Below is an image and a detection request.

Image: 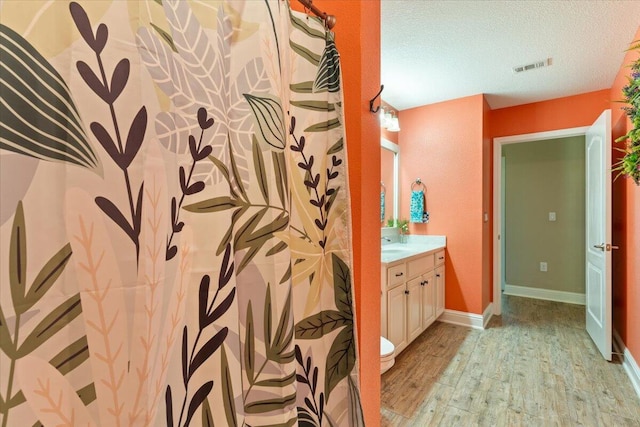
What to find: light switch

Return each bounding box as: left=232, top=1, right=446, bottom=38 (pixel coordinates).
left=549, top=212, right=556, bottom=221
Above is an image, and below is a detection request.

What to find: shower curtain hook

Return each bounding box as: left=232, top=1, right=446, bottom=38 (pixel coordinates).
left=369, top=84, right=384, bottom=113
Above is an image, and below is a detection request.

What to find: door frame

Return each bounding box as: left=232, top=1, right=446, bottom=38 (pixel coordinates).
left=492, top=126, right=589, bottom=316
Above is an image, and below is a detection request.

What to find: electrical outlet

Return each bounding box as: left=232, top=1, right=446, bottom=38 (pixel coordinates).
left=540, top=262, right=548, bottom=272
left=549, top=212, right=556, bottom=221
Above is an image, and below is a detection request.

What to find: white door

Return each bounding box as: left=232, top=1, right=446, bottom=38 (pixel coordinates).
left=585, top=109, right=612, bottom=361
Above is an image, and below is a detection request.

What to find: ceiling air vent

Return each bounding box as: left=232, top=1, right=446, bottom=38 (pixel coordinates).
left=513, top=58, right=552, bottom=73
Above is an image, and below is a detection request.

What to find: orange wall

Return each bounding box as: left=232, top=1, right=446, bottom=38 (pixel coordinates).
left=397, top=90, right=611, bottom=317
left=610, top=26, right=640, bottom=361
left=382, top=125, right=399, bottom=144
left=298, top=1, right=382, bottom=425
left=490, top=90, right=610, bottom=138
left=398, top=95, right=486, bottom=315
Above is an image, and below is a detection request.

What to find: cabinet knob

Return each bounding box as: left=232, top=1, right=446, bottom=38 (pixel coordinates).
left=404, top=290, right=409, bottom=295
left=395, top=272, right=404, bottom=277
left=420, top=281, right=425, bottom=286
left=438, top=256, right=444, bottom=260
left=436, top=274, right=441, bottom=278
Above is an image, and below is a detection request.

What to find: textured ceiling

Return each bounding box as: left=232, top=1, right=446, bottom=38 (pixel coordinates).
left=381, top=0, right=640, bottom=111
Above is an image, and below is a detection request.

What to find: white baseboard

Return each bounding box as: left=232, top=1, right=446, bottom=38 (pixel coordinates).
left=439, top=304, right=493, bottom=330
left=613, top=330, right=640, bottom=399
left=504, top=284, right=585, bottom=305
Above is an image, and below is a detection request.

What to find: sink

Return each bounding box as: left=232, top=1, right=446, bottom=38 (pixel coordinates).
left=381, top=241, right=445, bottom=263
left=381, top=246, right=415, bottom=261
left=381, top=248, right=410, bottom=254
left=381, top=236, right=447, bottom=264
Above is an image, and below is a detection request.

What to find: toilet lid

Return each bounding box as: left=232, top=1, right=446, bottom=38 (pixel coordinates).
left=380, top=337, right=395, bottom=357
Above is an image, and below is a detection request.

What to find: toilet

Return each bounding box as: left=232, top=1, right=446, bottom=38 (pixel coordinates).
left=380, top=336, right=396, bottom=374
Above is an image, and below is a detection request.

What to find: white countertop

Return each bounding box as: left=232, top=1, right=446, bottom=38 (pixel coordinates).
left=381, top=235, right=446, bottom=264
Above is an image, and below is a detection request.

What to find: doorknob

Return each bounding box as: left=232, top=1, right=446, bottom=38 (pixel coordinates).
left=593, top=243, right=605, bottom=251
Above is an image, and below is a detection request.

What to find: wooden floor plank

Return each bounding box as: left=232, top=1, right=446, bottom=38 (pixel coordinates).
left=404, top=382, right=454, bottom=427
left=380, top=295, right=640, bottom=426
left=436, top=406, right=479, bottom=426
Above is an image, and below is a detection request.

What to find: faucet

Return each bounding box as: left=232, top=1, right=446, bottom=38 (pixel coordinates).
left=381, top=237, right=391, bottom=242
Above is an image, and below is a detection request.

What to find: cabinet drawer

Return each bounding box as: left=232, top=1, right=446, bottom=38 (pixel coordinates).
left=435, top=250, right=446, bottom=266
left=407, top=254, right=434, bottom=278
left=387, top=264, right=407, bottom=288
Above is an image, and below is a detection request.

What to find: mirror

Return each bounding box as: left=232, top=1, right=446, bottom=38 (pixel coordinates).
left=381, top=138, right=399, bottom=227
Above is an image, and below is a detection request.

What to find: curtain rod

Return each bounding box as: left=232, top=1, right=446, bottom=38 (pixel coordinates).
left=297, top=0, right=336, bottom=29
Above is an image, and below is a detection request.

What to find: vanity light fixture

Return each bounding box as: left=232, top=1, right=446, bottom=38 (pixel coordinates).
left=380, top=106, right=400, bottom=132
left=387, top=113, right=401, bottom=132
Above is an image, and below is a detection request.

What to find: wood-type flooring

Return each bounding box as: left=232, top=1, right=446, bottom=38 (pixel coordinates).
left=380, top=295, right=640, bottom=426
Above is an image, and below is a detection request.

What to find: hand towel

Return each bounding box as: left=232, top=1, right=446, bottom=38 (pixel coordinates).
left=381, top=190, right=385, bottom=222
left=410, top=190, right=424, bottom=223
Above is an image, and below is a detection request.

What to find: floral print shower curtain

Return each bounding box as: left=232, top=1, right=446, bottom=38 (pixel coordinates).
left=0, top=1, right=363, bottom=425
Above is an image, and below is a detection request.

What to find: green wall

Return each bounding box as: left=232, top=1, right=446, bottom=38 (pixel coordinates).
left=504, top=136, right=585, bottom=295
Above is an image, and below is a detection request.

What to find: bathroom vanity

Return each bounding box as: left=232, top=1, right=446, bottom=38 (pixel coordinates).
left=381, top=238, right=446, bottom=355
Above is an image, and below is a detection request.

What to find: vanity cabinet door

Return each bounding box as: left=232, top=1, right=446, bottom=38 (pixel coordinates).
left=407, top=277, right=423, bottom=342
left=387, top=285, right=407, bottom=351
left=435, top=266, right=445, bottom=317
left=421, top=270, right=435, bottom=328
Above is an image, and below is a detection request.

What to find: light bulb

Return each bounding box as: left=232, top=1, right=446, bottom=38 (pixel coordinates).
left=388, top=116, right=400, bottom=132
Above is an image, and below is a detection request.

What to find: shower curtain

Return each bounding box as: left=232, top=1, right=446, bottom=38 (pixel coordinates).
left=0, top=1, right=363, bottom=426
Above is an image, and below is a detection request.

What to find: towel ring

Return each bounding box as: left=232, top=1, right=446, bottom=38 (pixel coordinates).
left=411, top=178, right=427, bottom=192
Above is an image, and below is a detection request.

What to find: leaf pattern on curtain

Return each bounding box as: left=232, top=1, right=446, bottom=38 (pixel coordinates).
left=0, top=201, right=91, bottom=427
left=69, top=1, right=148, bottom=264
left=0, top=1, right=363, bottom=426
left=136, top=0, right=271, bottom=191
left=0, top=24, right=100, bottom=171
left=285, top=11, right=363, bottom=426
left=313, top=40, right=341, bottom=93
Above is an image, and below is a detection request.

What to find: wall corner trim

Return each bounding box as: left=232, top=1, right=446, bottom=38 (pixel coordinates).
left=482, top=303, right=493, bottom=329
left=613, top=330, right=640, bottom=399
left=439, top=304, right=493, bottom=330
left=504, top=284, right=586, bottom=305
